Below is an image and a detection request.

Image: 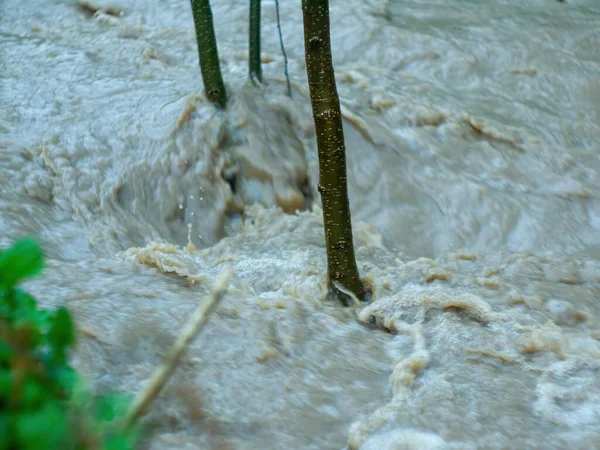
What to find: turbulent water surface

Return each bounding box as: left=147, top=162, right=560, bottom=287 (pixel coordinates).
left=2, top=0, right=600, bottom=448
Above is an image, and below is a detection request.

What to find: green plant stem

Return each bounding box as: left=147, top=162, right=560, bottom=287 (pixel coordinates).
left=249, top=0, right=262, bottom=83
left=190, top=0, right=227, bottom=108
left=275, top=0, right=292, bottom=97
left=301, top=0, right=365, bottom=304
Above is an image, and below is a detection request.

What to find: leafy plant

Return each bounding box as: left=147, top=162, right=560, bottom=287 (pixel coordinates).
left=0, top=239, right=141, bottom=450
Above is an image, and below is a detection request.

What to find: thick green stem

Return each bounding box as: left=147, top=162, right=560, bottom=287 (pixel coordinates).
left=301, top=0, right=365, bottom=304
left=249, top=0, right=262, bottom=83
left=190, top=0, right=227, bottom=109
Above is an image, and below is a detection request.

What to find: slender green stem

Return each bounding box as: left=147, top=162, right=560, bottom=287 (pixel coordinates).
left=274, top=0, right=292, bottom=97
left=249, top=0, right=262, bottom=83
left=190, top=0, right=227, bottom=109
left=301, top=0, right=365, bottom=304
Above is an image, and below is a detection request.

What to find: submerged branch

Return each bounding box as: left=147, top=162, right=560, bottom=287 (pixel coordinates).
left=121, top=268, right=232, bottom=429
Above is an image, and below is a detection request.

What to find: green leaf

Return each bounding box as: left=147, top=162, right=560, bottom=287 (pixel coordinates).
left=21, top=376, right=46, bottom=409
left=0, top=413, right=10, bottom=450
left=0, top=369, right=12, bottom=400
left=104, top=433, right=137, bottom=450
left=48, top=307, right=75, bottom=365
left=0, top=340, right=13, bottom=362
left=12, top=289, right=39, bottom=311
left=49, top=365, right=78, bottom=394
left=66, top=375, right=91, bottom=408
left=49, top=308, right=75, bottom=347
left=2, top=289, right=40, bottom=322
left=94, top=394, right=132, bottom=423
left=0, top=239, right=44, bottom=289
left=14, top=402, right=67, bottom=450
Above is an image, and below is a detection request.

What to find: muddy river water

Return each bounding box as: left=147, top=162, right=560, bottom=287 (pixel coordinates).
left=2, top=0, right=600, bottom=448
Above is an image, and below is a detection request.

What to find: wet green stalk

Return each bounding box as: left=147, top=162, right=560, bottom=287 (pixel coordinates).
left=275, top=0, right=292, bottom=96
left=301, top=0, right=365, bottom=304
left=249, top=0, right=262, bottom=83
left=190, top=0, right=227, bottom=108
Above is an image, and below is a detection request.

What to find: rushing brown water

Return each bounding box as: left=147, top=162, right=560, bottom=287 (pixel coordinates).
left=2, top=0, right=600, bottom=448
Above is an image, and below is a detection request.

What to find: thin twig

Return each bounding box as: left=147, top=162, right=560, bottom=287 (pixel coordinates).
left=274, top=0, right=292, bottom=97
left=332, top=281, right=362, bottom=307
left=120, top=267, right=232, bottom=430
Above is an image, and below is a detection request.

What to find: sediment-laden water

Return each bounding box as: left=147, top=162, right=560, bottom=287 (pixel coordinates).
left=2, top=0, right=600, bottom=448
